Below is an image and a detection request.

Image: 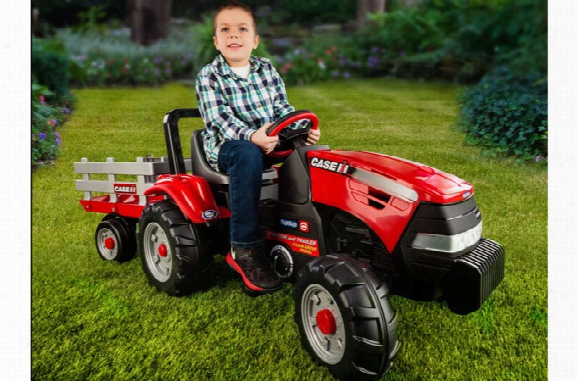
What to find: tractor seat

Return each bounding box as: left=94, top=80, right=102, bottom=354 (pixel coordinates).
left=190, top=130, right=278, bottom=185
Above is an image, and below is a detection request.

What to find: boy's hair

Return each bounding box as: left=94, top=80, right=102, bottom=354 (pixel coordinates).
left=213, top=1, right=258, bottom=36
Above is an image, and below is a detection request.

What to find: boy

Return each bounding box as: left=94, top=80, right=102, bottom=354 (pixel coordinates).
left=195, top=1, right=321, bottom=296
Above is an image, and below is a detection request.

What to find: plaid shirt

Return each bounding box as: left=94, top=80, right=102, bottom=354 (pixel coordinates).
left=196, top=54, right=306, bottom=171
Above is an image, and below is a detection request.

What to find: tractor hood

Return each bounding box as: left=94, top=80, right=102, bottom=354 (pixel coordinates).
left=308, top=150, right=473, bottom=204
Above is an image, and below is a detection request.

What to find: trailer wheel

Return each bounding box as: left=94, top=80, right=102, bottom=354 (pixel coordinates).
left=294, top=254, right=399, bottom=381
left=95, top=217, right=136, bottom=262
left=138, top=199, right=212, bottom=296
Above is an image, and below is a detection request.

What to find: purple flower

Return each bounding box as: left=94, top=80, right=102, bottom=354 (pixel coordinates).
left=368, top=56, right=379, bottom=68
left=344, top=72, right=350, bottom=79
left=55, top=132, right=61, bottom=145
left=535, top=156, right=541, bottom=162
left=332, top=70, right=339, bottom=78
left=399, top=51, right=406, bottom=57
left=52, top=119, right=57, bottom=126
left=39, top=132, right=47, bottom=140
left=372, top=46, right=379, bottom=53
left=62, top=107, right=70, bottom=114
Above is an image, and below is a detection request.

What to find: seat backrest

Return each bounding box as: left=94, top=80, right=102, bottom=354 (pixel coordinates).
left=191, top=130, right=280, bottom=188
left=191, top=130, right=231, bottom=185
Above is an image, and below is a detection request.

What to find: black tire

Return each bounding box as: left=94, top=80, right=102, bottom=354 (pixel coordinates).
left=95, top=216, right=137, bottom=262
left=294, top=254, right=399, bottom=381
left=138, top=199, right=212, bottom=296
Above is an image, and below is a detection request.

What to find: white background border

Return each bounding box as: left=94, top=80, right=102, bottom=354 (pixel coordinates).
left=1, top=1, right=573, bottom=380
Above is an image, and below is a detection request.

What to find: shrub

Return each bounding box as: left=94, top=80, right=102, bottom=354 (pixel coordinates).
left=457, top=67, right=547, bottom=162
left=32, top=38, right=71, bottom=97
left=278, top=46, right=350, bottom=85
left=32, top=0, right=127, bottom=28
left=32, top=81, right=74, bottom=169
left=52, top=28, right=196, bottom=87
left=358, top=7, right=447, bottom=57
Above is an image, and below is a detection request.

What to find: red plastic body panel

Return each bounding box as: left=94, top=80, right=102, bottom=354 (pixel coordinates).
left=79, top=194, right=164, bottom=219
left=144, top=174, right=231, bottom=223
left=308, top=150, right=474, bottom=253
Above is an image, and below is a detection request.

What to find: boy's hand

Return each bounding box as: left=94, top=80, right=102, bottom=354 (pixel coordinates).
left=250, top=123, right=279, bottom=154
left=306, top=128, right=321, bottom=145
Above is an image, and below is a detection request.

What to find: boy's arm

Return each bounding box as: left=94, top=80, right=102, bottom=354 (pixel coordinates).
left=196, top=73, right=256, bottom=141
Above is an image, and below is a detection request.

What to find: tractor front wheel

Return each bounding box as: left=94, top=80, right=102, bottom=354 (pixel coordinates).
left=294, top=254, right=399, bottom=381
left=138, top=199, right=212, bottom=296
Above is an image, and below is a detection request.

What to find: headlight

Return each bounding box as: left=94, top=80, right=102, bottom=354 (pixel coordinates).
left=411, top=221, right=483, bottom=253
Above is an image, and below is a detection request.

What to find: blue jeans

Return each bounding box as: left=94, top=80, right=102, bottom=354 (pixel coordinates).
left=217, top=140, right=279, bottom=249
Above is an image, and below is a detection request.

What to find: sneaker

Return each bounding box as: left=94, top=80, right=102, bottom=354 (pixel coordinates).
left=226, top=246, right=282, bottom=296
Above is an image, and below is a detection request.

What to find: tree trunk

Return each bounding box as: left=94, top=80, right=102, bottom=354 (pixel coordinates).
left=398, top=0, right=423, bottom=8
left=129, top=0, right=172, bottom=46
left=357, top=0, right=386, bottom=30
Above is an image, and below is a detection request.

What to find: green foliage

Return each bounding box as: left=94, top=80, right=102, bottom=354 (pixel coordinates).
left=278, top=46, right=350, bottom=85
left=458, top=67, right=547, bottom=162
left=51, top=28, right=196, bottom=87
left=176, top=0, right=356, bottom=24
left=361, top=7, right=447, bottom=56
left=32, top=80, right=74, bottom=169
left=33, top=81, right=546, bottom=381
left=75, top=5, right=107, bottom=35
left=272, top=0, right=356, bottom=24
left=190, top=14, right=220, bottom=73
left=32, top=0, right=127, bottom=28
left=32, top=38, right=70, bottom=97
left=430, top=0, right=547, bottom=74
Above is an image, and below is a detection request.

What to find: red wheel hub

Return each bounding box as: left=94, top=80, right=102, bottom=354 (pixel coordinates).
left=104, top=237, right=115, bottom=250
left=158, top=244, right=168, bottom=257
left=316, top=308, right=337, bottom=335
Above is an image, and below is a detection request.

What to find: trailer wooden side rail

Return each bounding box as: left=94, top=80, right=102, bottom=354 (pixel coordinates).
left=74, top=155, right=192, bottom=218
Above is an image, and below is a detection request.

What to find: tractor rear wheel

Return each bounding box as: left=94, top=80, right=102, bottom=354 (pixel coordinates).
left=138, top=199, right=212, bottom=296
left=294, top=254, right=399, bottom=381
left=95, top=216, right=137, bottom=262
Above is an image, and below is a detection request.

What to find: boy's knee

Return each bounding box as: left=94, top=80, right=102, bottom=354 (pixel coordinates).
left=221, top=140, right=263, bottom=170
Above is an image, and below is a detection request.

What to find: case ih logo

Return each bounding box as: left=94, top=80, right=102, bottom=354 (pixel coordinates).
left=310, top=157, right=350, bottom=174
left=114, top=184, right=137, bottom=194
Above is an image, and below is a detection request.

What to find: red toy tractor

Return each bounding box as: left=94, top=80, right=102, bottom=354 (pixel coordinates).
left=75, top=109, right=504, bottom=381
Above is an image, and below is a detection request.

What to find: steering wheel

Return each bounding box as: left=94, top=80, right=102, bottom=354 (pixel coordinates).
left=265, top=110, right=319, bottom=158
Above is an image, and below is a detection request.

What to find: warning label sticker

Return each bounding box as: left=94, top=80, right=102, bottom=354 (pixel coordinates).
left=266, top=231, right=319, bottom=256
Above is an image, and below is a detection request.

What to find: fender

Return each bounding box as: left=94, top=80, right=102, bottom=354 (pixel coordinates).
left=144, top=174, right=230, bottom=223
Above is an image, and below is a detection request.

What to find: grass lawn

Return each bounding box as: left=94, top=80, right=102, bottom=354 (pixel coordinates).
left=32, top=79, right=547, bottom=380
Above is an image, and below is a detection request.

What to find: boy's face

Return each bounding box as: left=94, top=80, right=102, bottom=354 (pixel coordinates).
left=213, top=7, right=259, bottom=68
